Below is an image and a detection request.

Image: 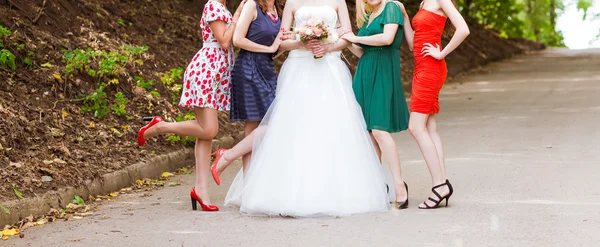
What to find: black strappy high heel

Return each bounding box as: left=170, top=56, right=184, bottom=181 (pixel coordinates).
left=419, top=180, right=453, bottom=209
left=394, top=182, right=409, bottom=209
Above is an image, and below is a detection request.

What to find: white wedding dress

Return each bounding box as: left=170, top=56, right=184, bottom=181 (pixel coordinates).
left=225, top=6, right=390, bottom=217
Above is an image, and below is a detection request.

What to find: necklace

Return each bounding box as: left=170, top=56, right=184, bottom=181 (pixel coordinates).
left=266, top=8, right=278, bottom=23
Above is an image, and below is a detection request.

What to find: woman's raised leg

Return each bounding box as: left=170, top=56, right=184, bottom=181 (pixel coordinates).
left=241, top=121, right=260, bottom=169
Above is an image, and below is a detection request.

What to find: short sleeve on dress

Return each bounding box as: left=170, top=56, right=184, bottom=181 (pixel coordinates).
left=381, top=1, right=404, bottom=26
left=205, top=2, right=229, bottom=23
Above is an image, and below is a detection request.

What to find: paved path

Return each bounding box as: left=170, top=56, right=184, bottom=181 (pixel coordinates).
left=5, top=48, right=600, bottom=247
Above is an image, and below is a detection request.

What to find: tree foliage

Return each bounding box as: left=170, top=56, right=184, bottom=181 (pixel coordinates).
left=458, top=0, right=565, bottom=46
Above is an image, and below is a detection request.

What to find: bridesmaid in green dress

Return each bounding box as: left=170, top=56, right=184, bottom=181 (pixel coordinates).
left=341, top=0, right=410, bottom=209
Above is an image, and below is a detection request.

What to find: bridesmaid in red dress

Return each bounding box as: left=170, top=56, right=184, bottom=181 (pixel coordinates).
left=399, top=0, right=469, bottom=209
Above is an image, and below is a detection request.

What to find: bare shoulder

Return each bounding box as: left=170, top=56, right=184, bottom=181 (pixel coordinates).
left=335, top=0, right=348, bottom=10
left=243, top=0, right=257, bottom=10
left=436, top=0, right=455, bottom=7
left=285, top=0, right=299, bottom=9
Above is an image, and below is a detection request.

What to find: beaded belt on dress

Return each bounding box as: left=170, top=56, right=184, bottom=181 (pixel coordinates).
left=363, top=46, right=398, bottom=52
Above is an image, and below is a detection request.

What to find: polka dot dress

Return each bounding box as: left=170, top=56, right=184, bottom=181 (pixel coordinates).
left=179, top=0, right=233, bottom=111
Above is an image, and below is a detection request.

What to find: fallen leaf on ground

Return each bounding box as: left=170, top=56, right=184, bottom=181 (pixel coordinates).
left=1, top=229, right=20, bottom=240
left=167, top=182, right=179, bottom=187
left=20, top=222, right=35, bottom=231
left=89, top=122, right=96, bottom=128
left=74, top=212, right=94, bottom=217
left=34, top=219, right=47, bottom=226
left=52, top=73, right=63, bottom=82
left=9, top=162, right=23, bottom=168
left=62, top=111, right=69, bottom=117
left=161, top=172, right=174, bottom=178
left=109, top=192, right=119, bottom=197
left=13, top=187, right=24, bottom=199
left=40, top=62, right=53, bottom=68
left=0, top=205, right=10, bottom=214
left=110, top=128, right=123, bottom=137
left=65, top=203, right=83, bottom=210
left=72, top=216, right=83, bottom=220
left=53, top=158, right=67, bottom=164
left=135, top=179, right=145, bottom=187
left=49, top=128, right=65, bottom=137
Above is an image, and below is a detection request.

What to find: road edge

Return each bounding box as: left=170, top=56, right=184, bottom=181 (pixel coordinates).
left=0, top=148, right=194, bottom=227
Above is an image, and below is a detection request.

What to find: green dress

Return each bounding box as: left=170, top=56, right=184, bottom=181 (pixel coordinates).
left=353, top=2, right=409, bottom=133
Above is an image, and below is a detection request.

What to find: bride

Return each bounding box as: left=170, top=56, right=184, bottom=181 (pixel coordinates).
left=212, top=0, right=390, bottom=217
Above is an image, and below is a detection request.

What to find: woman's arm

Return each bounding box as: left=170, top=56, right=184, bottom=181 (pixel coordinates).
left=346, top=44, right=364, bottom=58
left=341, top=24, right=399, bottom=46
left=340, top=2, right=403, bottom=47
left=277, top=0, right=304, bottom=52
left=398, top=2, right=414, bottom=51
left=210, top=0, right=247, bottom=49
left=422, top=0, right=470, bottom=59
left=233, top=0, right=281, bottom=53
left=312, top=0, right=352, bottom=57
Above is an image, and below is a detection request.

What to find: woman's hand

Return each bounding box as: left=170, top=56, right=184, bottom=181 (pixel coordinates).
left=269, top=30, right=284, bottom=53
left=337, top=26, right=352, bottom=37
left=232, top=0, right=247, bottom=23
left=421, top=43, right=443, bottom=60
left=280, top=28, right=296, bottom=41
left=311, top=42, right=330, bottom=58
left=341, top=31, right=358, bottom=44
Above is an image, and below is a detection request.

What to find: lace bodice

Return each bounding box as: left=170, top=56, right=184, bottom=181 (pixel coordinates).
left=294, top=6, right=339, bottom=30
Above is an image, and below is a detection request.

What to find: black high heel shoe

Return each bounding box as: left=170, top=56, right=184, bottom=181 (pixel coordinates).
left=419, top=180, right=453, bottom=209
left=394, top=182, right=409, bottom=209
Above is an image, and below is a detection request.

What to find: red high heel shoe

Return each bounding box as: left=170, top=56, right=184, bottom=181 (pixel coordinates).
left=210, top=148, right=226, bottom=185
left=190, top=187, right=219, bottom=211
left=137, top=116, right=163, bottom=146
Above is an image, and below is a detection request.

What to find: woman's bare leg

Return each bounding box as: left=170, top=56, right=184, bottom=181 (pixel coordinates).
left=241, top=121, right=260, bottom=170
left=372, top=130, right=406, bottom=202
left=408, top=112, right=449, bottom=207
left=426, top=115, right=447, bottom=180
left=215, top=125, right=268, bottom=174
left=143, top=117, right=218, bottom=140
left=191, top=107, right=219, bottom=203
left=370, top=133, right=382, bottom=162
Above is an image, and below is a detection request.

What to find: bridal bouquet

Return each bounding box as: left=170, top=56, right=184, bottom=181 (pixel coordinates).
left=294, top=17, right=333, bottom=59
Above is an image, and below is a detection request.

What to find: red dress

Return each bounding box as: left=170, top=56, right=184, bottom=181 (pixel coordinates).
left=410, top=8, right=447, bottom=114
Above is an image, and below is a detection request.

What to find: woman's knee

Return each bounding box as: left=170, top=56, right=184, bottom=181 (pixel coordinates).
left=371, top=129, right=390, bottom=141
left=408, top=123, right=427, bottom=138
left=204, top=124, right=219, bottom=139
left=244, top=121, right=260, bottom=136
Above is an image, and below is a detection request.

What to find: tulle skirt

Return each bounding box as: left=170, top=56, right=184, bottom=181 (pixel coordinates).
left=225, top=50, right=390, bottom=217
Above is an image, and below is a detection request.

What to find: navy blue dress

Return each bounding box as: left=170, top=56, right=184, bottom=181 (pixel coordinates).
left=230, top=2, right=281, bottom=121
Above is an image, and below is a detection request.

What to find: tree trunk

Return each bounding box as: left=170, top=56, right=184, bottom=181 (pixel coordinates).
left=463, top=0, right=473, bottom=17
left=550, top=0, right=556, bottom=29
left=526, top=0, right=539, bottom=41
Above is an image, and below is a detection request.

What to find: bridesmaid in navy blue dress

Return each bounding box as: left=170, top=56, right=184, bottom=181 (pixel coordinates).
left=230, top=0, right=282, bottom=167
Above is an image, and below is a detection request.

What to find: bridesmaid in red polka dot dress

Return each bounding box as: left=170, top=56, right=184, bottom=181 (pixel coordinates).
left=136, top=0, right=247, bottom=212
